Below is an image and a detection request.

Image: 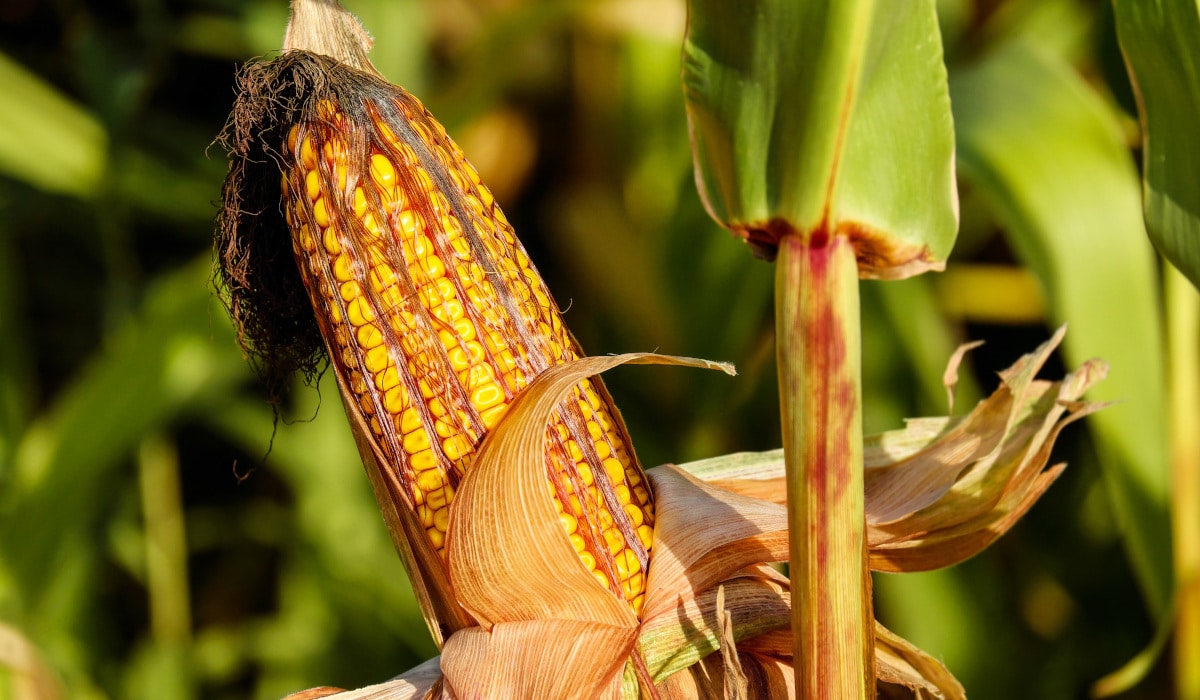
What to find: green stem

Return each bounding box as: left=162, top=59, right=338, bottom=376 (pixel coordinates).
left=1168, top=264, right=1200, bottom=700
left=776, top=233, right=873, bottom=698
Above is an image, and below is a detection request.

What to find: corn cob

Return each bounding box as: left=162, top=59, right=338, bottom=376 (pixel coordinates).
left=280, top=92, right=653, bottom=613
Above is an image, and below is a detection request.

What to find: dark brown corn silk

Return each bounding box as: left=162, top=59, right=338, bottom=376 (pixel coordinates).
left=216, top=51, right=654, bottom=614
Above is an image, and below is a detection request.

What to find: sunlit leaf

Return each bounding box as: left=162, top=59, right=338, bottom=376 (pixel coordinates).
left=682, top=0, right=957, bottom=277
left=1114, top=1, right=1200, bottom=289
left=950, top=39, right=1172, bottom=612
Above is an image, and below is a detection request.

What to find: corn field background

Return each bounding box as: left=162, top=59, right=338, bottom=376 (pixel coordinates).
left=0, top=1, right=1178, bottom=698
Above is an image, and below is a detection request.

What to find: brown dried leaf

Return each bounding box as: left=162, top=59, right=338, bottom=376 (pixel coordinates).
left=281, top=657, right=443, bottom=700
left=440, top=620, right=633, bottom=699
left=875, top=621, right=966, bottom=700
left=642, top=466, right=789, bottom=621
left=446, top=353, right=733, bottom=629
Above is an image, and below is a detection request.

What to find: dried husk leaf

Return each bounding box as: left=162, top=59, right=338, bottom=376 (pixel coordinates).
left=875, top=622, right=966, bottom=700
left=440, top=620, right=632, bottom=699
left=281, top=657, right=443, bottom=700
left=637, top=576, right=791, bottom=682
left=641, top=466, right=789, bottom=622
left=673, top=329, right=1108, bottom=573
left=942, top=340, right=984, bottom=413
left=446, top=353, right=733, bottom=630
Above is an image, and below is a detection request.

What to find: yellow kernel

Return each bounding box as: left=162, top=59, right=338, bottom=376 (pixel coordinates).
left=615, top=485, right=631, bottom=505
left=598, top=510, right=614, bottom=531
left=376, top=366, right=400, bottom=391
left=631, top=595, right=645, bottom=615
left=362, top=212, right=383, bottom=239
left=579, top=551, right=596, bottom=572
left=632, top=486, right=650, bottom=505
left=323, top=227, right=341, bottom=255
left=347, top=297, right=376, bottom=327
left=587, top=420, right=604, bottom=441
left=623, top=503, right=644, bottom=528
left=297, top=225, right=316, bottom=253
left=480, top=404, right=508, bottom=429
left=410, top=448, right=437, bottom=473
left=349, top=371, right=367, bottom=394
left=443, top=435, right=472, bottom=461
left=462, top=363, right=495, bottom=389
left=287, top=125, right=299, bottom=153
left=576, top=463, right=594, bottom=487
left=312, top=197, right=331, bottom=228
left=384, top=385, right=406, bottom=415
left=353, top=187, right=368, bottom=217
left=416, top=504, right=434, bottom=527
left=358, top=393, right=375, bottom=416
left=433, top=507, right=450, bottom=532
left=569, top=534, right=586, bottom=553
left=429, top=398, right=448, bottom=417
left=399, top=407, right=422, bottom=433
left=422, top=255, right=446, bottom=281
left=615, top=549, right=640, bottom=577
left=404, top=428, right=431, bottom=455
left=566, top=440, right=583, bottom=462
left=470, top=384, right=503, bottom=412
left=305, top=169, right=320, bottom=201
left=594, top=439, right=612, bottom=460
left=593, top=571, right=610, bottom=589
left=415, top=468, right=445, bottom=493
left=427, top=527, right=445, bottom=549
left=333, top=254, right=354, bottom=282
left=604, top=529, right=625, bottom=555
left=398, top=211, right=421, bottom=239
left=637, top=525, right=654, bottom=549
left=559, top=512, right=578, bottom=535
left=369, top=263, right=397, bottom=292
left=568, top=495, right=583, bottom=515
left=364, top=345, right=389, bottom=374
left=300, top=135, right=317, bottom=169
left=356, top=323, right=383, bottom=349
left=427, top=483, right=454, bottom=511
left=370, top=153, right=397, bottom=187
left=602, top=458, right=625, bottom=485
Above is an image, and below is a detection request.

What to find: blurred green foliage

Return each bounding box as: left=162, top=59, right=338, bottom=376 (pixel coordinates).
left=0, top=0, right=1176, bottom=698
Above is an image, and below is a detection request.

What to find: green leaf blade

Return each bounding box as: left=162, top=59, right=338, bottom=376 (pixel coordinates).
left=1114, top=0, right=1200, bottom=290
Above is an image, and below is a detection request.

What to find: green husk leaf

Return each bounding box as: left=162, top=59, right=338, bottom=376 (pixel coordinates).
left=682, top=0, right=957, bottom=276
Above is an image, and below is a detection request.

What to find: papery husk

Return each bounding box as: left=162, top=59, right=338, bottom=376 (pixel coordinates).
left=675, top=328, right=1109, bottom=573
left=446, top=353, right=733, bottom=630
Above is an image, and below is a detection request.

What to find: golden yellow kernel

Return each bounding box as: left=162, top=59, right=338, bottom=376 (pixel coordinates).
left=568, top=495, right=583, bottom=515
left=333, top=254, right=354, bottom=282
left=384, top=385, right=406, bottom=414
left=569, top=533, right=586, bottom=553
left=312, top=197, right=330, bottom=228
left=410, top=448, right=437, bottom=473
left=593, top=439, right=612, bottom=460
left=443, top=435, right=472, bottom=461
left=631, top=595, right=645, bottom=615
left=602, top=458, right=625, bottom=484
left=421, top=254, right=446, bottom=281
left=598, top=510, right=614, bottom=531
left=432, top=299, right=464, bottom=325
left=358, top=393, right=375, bottom=416
left=604, top=529, right=625, bottom=555
left=469, top=384, right=502, bottom=412
left=615, top=549, right=641, bottom=577
left=353, top=187, right=368, bottom=217
left=297, top=225, right=316, bottom=253
left=323, top=227, right=341, bottom=255
left=417, top=504, right=434, bottom=527
left=300, top=135, right=317, bottom=169
left=559, top=512, right=578, bottom=535
left=480, top=404, right=508, bottom=429
left=399, top=407, right=422, bottom=433
left=615, top=485, right=631, bottom=505
left=580, top=551, right=597, bottom=572
left=349, top=370, right=367, bottom=394
left=592, top=571, right=610, bottom=589
left=305, top=169, right=321, bottom=201
left=433, top=507, right=451, bottom=532
left=636, top=525, right=654, bottom=549
left=632, top=486, right=650, bottom=504
left=427, top=483, right=454, bottom=510
left=361, top=211, right=383, bottom=239
left=398, top=210, right=421, bottom=239
left=356, top=323, right=383, bottom=349
left=462, top=363, right=496, bottom=389
left=370, top=417, right=382, bottom=435
left=428, top=397, right=448, bottom=417
left=339, top=280, right=362, bottom=303
left=415, top=467, right=446, bottom=492
left=576, top=463, right=594, bottom=487
left=427, top=527, right=445, bottom=549
left=432, top=418, right=456, bottom=439
left=404, top=428, right=432, bottom=455
left=567, top=440, right=583, bottom=462
left=376, top=366, right=400, bottom=391
left=370, top=152, right=396, bottom=187
left=346, top=296, right=376, bottom=327
left=364, top=345, right=389, bottom=374
left=369, top=263, right=397, bottom=292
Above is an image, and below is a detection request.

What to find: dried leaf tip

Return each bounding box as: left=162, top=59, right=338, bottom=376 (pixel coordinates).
left=283, top=0, right=381, bottom=77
